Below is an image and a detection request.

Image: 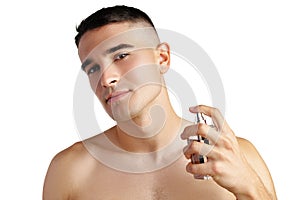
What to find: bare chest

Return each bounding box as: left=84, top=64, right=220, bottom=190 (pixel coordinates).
left=72, top=158, right=235, bottom=200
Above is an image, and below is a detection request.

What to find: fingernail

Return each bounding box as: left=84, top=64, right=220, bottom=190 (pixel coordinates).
left=180, top=132, right=185, bottom=139
left=189, top=106, right=197, bottom=112
left=187, top=164, right=192, bottom=172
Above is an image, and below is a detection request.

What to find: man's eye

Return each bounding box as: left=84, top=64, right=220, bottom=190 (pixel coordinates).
left=115, top=53, right=129, bottom=61
left=87, top=64, right=100, bottom=75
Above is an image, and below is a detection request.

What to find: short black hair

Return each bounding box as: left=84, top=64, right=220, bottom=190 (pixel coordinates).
left=75, top=5, right=155, bottom=47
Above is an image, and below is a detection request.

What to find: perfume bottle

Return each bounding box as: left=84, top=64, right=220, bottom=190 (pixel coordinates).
left=187, top=112, right=211, bottom=180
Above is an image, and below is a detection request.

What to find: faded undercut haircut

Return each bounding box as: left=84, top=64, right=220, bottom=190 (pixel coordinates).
left=75, top=5, right=156, bottom=47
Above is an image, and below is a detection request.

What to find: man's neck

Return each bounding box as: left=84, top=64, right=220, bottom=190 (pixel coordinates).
left=108, top=90, right=184, bottom=153
left=115, top=114, right=182, bottom=153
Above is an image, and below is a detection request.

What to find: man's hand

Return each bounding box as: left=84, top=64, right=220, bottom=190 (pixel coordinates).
left=181, top=105, right=274, bottom=199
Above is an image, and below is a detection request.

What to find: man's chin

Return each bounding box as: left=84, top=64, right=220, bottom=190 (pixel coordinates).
left=110, top=106, right=142, bottom=123
left=107, top=106, right=134, bottom=122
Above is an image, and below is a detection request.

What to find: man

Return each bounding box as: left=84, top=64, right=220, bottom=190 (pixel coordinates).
left=43, top=5, right=277, bottom=199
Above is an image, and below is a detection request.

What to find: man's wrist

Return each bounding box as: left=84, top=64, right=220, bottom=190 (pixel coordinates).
left=235, top=183, right=258, bottom=200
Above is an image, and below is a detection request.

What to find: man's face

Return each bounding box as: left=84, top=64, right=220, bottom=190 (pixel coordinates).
left=78, top=22, right=167, bottom=122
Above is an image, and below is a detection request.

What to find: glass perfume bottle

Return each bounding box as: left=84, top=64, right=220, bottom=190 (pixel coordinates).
left=187, top=112, right=211, bottom=180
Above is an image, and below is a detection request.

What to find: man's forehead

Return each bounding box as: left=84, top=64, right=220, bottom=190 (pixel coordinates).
left=79, top=26, right=160, bottom=62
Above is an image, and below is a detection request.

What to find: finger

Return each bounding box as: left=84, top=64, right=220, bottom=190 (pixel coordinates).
left=183, top=141, right=214, bottom=159
left=186, top=162, right=214, bottom=177
left=181, top=123, right=220, bottom=144
left=189, top=105, right=227, bottom=131
left=180, top=124, right=198, bottom=140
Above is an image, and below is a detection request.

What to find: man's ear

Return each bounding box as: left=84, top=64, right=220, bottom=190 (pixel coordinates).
left=156, top=42, right=170, bottom=74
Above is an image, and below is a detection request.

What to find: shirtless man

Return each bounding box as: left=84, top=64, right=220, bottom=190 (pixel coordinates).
left=43, top=5, right=277, bottom=199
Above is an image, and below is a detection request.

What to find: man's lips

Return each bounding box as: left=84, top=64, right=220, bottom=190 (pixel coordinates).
left=105, top=90, right=131, bottom=104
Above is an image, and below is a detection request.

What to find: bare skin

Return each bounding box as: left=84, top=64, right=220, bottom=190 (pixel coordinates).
left=43, top=127, right=275, bottom=199
left=43, top=22, right=277, bottom=199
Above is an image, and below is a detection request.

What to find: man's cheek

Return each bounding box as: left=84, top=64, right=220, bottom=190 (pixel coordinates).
left=89, top=77, right=99, bottom=92
left=123, top=64, right=161, bottom=86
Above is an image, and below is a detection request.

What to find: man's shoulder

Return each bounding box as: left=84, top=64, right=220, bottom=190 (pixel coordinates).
left=49, top=142, right=89, bottom=170
left=44, top=139, right=109, bottom=198
left=55, top=141, right=86, bottom=159
left=46, top=140, right=102, bottom=182
left=43, top=142, right=89, bottom=198
left=236, top=137, right=259, bottom=156
left=236, top=137, right=261, bottom=160
left=53, top=131, right=110, bottom=160
left=237, top=137, right=254, bottom=148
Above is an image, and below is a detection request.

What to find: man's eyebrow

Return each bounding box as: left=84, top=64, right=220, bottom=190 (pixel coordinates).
left=105, top=43, right=134, bottom=55
left=81, top=44, right=134, bottom=71
left=81, top=58, right=92, bottom=71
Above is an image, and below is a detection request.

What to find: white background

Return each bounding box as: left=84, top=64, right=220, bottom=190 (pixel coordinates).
left=0, top=0, right=299, bottom=199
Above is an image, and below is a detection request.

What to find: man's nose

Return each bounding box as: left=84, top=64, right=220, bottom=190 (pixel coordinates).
left=100, top=65, right=120, bottom=87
